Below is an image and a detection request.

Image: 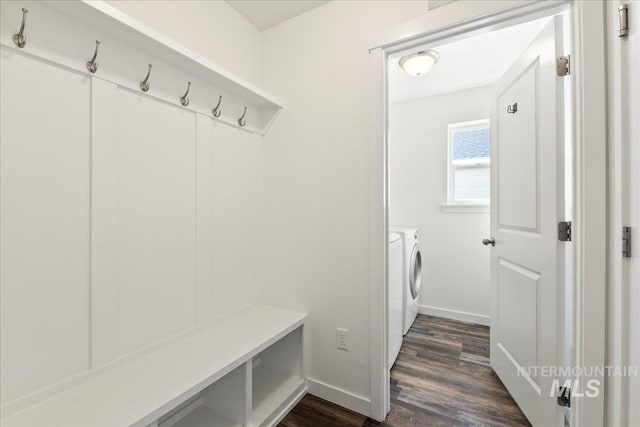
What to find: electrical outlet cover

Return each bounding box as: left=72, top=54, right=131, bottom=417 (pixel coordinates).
left=336, top=328, right=349, bottom=351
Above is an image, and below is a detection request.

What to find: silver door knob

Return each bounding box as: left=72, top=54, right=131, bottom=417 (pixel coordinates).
left=482, top=238, right=495, bottom=246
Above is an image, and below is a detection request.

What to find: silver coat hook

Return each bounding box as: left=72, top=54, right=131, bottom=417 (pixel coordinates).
left=238, top=107, right=247, bottom=127
left=12, top=8, right=28, bottom=48
left=506, top=102, right=518, bottom=114
left=212, top=96, right=222, bottom=118
left=180, top=81, right=191, bottom=106
left=140, top=64, right=152, bottom=92
left=86, top=40, right=100, bottom=74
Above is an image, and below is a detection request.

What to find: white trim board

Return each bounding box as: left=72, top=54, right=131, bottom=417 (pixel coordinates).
left=418, top=305, right=490, bottom=326
left=605, top=1, right=639, bottom=425
left=368, top=46, right=389, bottom=421
left=306, top=378, right=371, bottom=418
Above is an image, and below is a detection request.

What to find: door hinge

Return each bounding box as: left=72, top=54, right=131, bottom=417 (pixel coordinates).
left=623, top=226, right=632, bottom=258
left=557, top=385, right=571, bottom=408
left=558, top=221, right=572, bottom=242
left=557, top=55, right=570, bottom=76
left=619, top=4, right=629, bottom=37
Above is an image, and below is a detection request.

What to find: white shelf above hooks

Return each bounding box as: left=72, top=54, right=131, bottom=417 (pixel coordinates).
left=1, top=0, right=283, bottom=135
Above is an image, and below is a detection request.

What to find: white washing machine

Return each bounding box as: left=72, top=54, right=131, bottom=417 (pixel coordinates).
left=388, top=232, right=403, bottom=369
left=391, top=226, right=422, bottom=335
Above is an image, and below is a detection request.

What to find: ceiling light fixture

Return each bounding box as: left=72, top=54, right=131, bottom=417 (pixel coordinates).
left=399, top=50, right=439, bottom=76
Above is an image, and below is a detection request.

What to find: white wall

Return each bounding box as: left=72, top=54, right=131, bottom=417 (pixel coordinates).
left=389, top=86, right=491, bottom=324
left=105, top=0, right=263, bottom=87
left=260, top=0, right=428, bottom=413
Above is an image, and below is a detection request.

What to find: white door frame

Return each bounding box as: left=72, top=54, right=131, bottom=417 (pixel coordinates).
left=605, top=1, right=639, bottom=425
left=368, top=1, right=607, bottom=424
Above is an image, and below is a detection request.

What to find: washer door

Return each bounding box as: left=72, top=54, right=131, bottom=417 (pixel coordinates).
left=409, top=244, right=422, bottom=299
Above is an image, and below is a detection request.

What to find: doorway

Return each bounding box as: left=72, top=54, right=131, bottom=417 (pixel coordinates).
left=386, top=14, right=572, bottom=426
left=369, top=2, right=607, bottom=426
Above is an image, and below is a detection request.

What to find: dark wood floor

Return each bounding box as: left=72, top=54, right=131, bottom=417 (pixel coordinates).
left=279, top=315, right=531, bottom=427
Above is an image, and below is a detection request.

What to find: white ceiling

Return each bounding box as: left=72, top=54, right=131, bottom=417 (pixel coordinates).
left=226, top=1, right=329, bottom=31
left=389, top=17, right=551, bottom=103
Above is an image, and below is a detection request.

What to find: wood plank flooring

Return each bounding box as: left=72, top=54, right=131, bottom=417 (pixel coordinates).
left=278, top=315, right=531, bottom=427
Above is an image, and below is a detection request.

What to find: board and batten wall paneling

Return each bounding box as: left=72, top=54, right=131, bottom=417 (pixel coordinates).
left=196, top=114, right=213, bottom=325
left=0, top=48, right=91, bottom=403
left=86, top=74, right=266, bottom=366
left=1, top=24, right=265, bottom=408
left=90, top=78, right=120, bottom=368
left=115, top=89, right=197, bottom=357
left=90, top=83, right=265, bottom=365
left=91, top=81, right=212, bottom=367
left=209, top=121, right=263, bottom=315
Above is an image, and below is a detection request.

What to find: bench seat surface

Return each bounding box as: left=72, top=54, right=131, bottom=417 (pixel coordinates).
left=2, top=305, right=306, bottom=427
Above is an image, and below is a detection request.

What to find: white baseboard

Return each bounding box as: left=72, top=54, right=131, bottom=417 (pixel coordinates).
left=306, top=377, right=371, bottom=417
left=418, top=304, right=490, bottom=326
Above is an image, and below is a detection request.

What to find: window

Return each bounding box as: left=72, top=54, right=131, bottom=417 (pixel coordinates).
left=447, top=119, right=490, bottom=206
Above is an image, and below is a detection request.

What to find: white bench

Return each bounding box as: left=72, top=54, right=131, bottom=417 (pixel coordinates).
left=2, top=305, right=307, bottom=427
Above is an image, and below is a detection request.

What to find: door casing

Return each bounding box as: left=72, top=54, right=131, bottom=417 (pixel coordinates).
left=368, top=1, right=607, bottom=425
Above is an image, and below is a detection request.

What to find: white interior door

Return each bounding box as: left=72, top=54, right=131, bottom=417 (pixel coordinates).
left=489, top=16, right=566, bottom=427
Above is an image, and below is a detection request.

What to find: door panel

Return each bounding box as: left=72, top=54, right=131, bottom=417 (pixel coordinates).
left=490, top=15, right=565, bottom=427
left=497, top=259, right=539, bottom=371
left=497, top=62, right=539, bottom=232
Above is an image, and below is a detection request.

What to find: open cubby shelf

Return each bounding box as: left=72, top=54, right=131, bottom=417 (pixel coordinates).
left=252, top=367, right=302, bottom=425
left=252, top=367, right=304, bottom=427
left=251, top=327, right=304, bottom=427
left=156, top=327, right=304, bottom=427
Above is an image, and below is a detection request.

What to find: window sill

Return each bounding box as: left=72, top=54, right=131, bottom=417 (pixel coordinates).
left=442, top=204, right=490, bottom=213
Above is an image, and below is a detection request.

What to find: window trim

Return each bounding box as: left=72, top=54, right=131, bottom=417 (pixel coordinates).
left=446, top=119, right=490, bottom=207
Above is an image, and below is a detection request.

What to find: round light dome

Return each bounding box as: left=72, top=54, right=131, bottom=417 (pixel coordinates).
left=399, top=50, right=439, bottom=76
